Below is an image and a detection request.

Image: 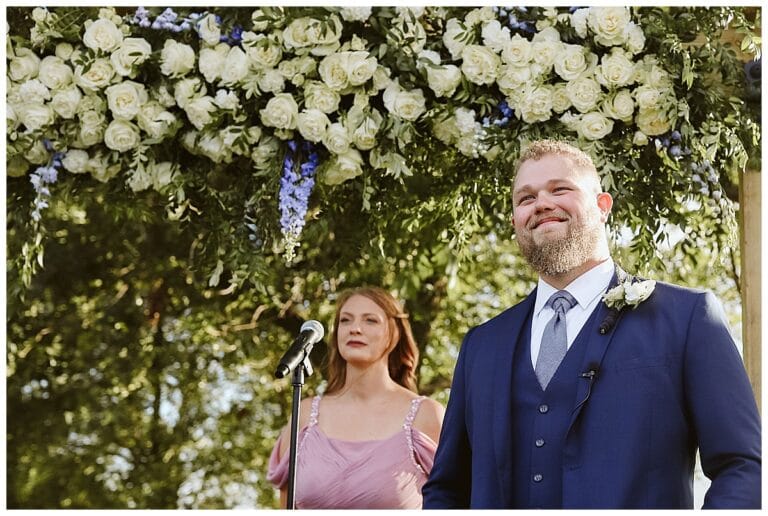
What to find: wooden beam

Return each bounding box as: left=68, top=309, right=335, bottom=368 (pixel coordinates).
left=739, top=169, right=761, bottom=413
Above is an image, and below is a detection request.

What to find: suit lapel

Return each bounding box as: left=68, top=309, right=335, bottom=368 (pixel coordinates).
left=567, top=266, right=629, bottom=433
left=493, top=290, right=536, bottom=506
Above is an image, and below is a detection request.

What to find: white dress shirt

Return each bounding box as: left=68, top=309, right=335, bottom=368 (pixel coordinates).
left=530, top=259, right=615, bottom=369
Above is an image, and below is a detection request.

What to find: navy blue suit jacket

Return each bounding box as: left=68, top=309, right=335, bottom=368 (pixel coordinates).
left=423, top=278, right=761, bottom=508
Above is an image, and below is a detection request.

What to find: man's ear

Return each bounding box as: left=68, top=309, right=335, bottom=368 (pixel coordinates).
left=596, top=192, right=613, bottom=222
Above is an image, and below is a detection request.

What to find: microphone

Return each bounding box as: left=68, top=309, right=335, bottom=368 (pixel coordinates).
left=274, top=320, right=325, bottom=379
left=573, top=364, right=600, bottom=413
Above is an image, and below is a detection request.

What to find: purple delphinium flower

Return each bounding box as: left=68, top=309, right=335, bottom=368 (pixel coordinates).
left=278, top=141, right=320, bottom=262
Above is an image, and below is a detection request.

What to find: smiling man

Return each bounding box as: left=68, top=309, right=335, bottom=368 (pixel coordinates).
left=422, top=139, right=761, bottom=509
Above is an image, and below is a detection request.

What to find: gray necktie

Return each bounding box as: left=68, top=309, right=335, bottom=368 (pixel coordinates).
left=535, top=290, right=577, bottom=390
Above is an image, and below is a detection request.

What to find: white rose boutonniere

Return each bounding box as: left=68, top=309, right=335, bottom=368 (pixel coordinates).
left=599, top=277, right=656, bottom=334
left=602, top=278, right=656, bottom=310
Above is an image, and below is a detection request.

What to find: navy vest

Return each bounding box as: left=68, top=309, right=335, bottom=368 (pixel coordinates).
left=508, top=305, right=600, bottom=508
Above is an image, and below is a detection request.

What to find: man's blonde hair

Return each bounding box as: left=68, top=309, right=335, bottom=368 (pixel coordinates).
left=516, top=139, right=597, bottom=174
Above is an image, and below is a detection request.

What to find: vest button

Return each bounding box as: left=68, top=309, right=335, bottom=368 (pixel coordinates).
left=535, top=438, right=545, bottom=447
left=538, top=404, right=549, bottom=413
left=533, top=473, right=543, bottom=483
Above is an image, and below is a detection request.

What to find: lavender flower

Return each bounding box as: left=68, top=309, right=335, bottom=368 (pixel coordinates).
left=278, top=141, right=320, bottom=263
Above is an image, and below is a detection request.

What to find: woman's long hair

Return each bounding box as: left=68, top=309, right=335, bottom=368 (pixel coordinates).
left=325, top=287, right=419, bottom=394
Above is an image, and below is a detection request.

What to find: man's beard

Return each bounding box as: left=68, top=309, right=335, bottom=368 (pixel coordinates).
left=517, top=217, right=604, bottom=277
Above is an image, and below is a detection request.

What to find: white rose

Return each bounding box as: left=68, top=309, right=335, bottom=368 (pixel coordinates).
left=551, top=83, right=571, bottom=113
left=322, top=122, right=351, bottom=155
left=323, top=148, right=363, bottom=185
left=516, top=85, right=554, bottom=123
left=251, top=135, right=279, bottom=169
left=83, top=18, right=123, bottom=52
left=7, top=103, right=20, bottom=132
left=390, top=15, right=427, bottom=54
left=318, top=53, right=349, bottom=90
left=304, top=80, right=341, bottom=114
left=635, top=107, right=671, bottom=136
left=19, top=103, right=54, bottom=131
left=137, top=101, right=176, bottom=139
left=634, top=84, right=665, bottom=110
left=481, top=20, right=510, bottom=52
left=496, top=64, right=532, bottom=96
left=110, top=37, right=152, bottom=77
left=308, top=15, right=344, bottom=56
left=31, top=7, right=49, bottom=23
left=531, top=38, right=563, bottom=71
left=426, top=64, right=462, bottom=98
left=465, top=6, right=495, bottom=26
left=87, top=152, right=121, bottom=182
left=501, top=34, right=532, bottom=65
left=160, top=40, right=195, bottom=78
left=9, top=47, right=41, bottom=83
left=352, top=112, right=382, bottom=150
left=624, top=280, right=656, bottom=304
left=571, top=8, right=589, bottom=38
left=443, top=18, right=469, bottom=60
left=372, top=66, right=392, bottom=91
left=461, top=45, right=500, bottom=86
left=105, top=80, right=147, bottom=120
left=431, top=112, right=460, bottom=145
left=24, top=139, right=49, bottom=164
left=346, top=51, right=378, bottom=86
left=576, top=111, right=614, bottom=140
left=55, top=42, right=74, bottom=61
left=62, top=149, right=90, bottom=174
left=382, top=81, right=426, bottom=121
left=104, top=119, right=141, bottom=151
left=632, top=130, right=649, bottom=146
left=588, top=7, right=632, bottom=47
left=197, top=132, right=231, bottom=163
left=602, top=89, right=635, bottom=122
left=418, top=49, right=441, bottom=67
left=625, top=23, right=646, bottom=54
left=19, top=79, right=50, bottom=104
left=173, top=77, right=203, bottom=109
left=595, top=48, right=635, bottom=88
left=184, top=95, right=216, bottom=130
left=220, top=46, right=249, bottom=86
left=77, top=110, right=106, bottom=147
left=454, top=107, right=476, bottom=135
left=260, top=93, right=299, bottom=129
left=257, top=68, right=285, bottom=94
left=150, top=161, right=177, bottom=191
left=213, top=89, right=240, bottom=110
left=250, top=9, right=270, bottom=32
left=566, top=76, right=602, bottom=112
left=198, top=45, right=228, bottom=83
left=75, top=58, right=115, bottom=91
left=38, top=56, right=73, bottom=90
left=197, top=14, right=221, bottom=46
left=340, top=7, right=372, bottom=22
left=554, top=44, right=595, bottom=81
left=243, top=32, right=283, bottom=69
left=297, top=109, right=330, bottom=142
left=154, top=84, right=176, bottom=108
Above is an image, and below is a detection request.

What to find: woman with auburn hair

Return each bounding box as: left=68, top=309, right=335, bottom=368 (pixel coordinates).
left=267, top=286, right=444, bottom=509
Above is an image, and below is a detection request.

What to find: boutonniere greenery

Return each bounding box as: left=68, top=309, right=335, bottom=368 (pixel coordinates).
left=598, top=277, right=656, bottom=335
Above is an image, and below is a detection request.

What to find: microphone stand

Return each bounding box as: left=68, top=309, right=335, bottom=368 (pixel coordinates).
left=286, top=354, right=313, bottom=510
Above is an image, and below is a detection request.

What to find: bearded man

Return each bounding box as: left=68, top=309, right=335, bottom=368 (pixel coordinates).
left=422, top=139, right=761, bottom=509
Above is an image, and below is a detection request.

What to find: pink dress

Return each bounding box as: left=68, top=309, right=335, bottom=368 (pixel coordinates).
left=267, top=395, right=437, bottom=509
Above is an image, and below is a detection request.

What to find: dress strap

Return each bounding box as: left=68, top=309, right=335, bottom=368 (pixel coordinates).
left=298, top=395, right=321, bottom=454
left=403, top=396, right=427, bottom=475
left=308, top=395, right=321, bottom=427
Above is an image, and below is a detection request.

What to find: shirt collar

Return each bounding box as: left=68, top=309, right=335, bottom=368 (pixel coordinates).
left=534, top=258, right=615, bottom=316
